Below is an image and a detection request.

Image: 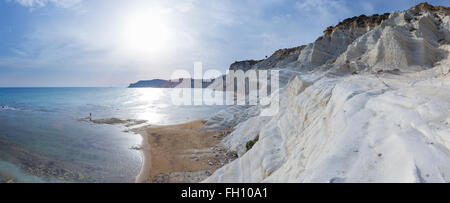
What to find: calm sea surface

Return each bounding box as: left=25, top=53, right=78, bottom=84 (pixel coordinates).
left=0, top=88, right=226, bottom=182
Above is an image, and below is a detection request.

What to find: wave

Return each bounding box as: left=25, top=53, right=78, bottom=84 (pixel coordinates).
left=0, top=105, right=20, bottom=111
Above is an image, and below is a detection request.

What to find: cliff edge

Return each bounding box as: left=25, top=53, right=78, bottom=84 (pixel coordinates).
left=204, top=2, right=450, bottom=183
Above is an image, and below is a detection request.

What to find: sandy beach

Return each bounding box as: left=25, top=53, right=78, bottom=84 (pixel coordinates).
left=132, top=120, right=236, bottom=183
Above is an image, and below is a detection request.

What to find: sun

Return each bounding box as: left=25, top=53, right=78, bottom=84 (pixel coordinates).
left=121, top=10, right=173, bottom=56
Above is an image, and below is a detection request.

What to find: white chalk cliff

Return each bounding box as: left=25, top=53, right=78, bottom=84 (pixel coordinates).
left=204, top=3, right=450, bottom=183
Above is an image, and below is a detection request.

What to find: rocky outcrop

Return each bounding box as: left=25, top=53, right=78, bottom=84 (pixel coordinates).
left=253, top=46, right=307, bottom=70
left=129, top=79, right=214, bottom=88
left=321, top=13, right=390, bottom=39
left=409, top=2, right=450, bottom=15
left=204, top=3, right=450, bottom=183
left=228, top=45, right=307, bottom=72
left=333, top=3, right=449, bottom=73
left=296, top=14, right=391, bottom=69
left=229, top=60, right=262, bottom=72
left=128, top=79, right=177, bottom=88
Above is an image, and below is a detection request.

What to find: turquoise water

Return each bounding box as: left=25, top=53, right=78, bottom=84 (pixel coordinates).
left=0, top=88, right=225, bottom=183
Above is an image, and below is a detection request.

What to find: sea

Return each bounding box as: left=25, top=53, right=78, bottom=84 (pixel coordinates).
left=0, top=88, right=227, bottom=183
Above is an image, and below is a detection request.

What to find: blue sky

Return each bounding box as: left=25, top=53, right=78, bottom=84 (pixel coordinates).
left=0, top=0, right=449, bottom=87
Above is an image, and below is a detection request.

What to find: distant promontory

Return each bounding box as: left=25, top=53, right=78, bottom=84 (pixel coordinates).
left=128, top=78, right=214, bottom=88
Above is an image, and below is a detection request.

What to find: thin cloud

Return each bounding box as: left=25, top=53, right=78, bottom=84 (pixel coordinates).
left=4, top=0, right=448, bottom=87
left=360, top=1, right=375, bottom=14
left=10, top=48, right=28, bottom=57
left=296, top=0, right=350, bottom=26
left=6, top=0, right=82, bottom=8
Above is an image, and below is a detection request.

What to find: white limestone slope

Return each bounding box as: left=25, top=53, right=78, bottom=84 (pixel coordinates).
left=334, top=11, right=446, bottom=73
left=204, top=5, right=450, bottom=183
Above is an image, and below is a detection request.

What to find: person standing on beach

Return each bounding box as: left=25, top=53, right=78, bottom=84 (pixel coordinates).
left=89, top=113, right=92, bottom=121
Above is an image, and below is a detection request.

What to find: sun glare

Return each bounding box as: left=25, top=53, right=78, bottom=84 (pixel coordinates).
left=121, top=10, right=173, bottom=56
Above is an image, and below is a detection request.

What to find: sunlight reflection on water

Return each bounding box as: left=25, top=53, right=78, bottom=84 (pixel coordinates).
left=0, top=88, right=226, bottom=182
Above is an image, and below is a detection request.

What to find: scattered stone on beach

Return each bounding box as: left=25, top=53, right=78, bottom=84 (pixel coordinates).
left=225, top=151, right=238, bottom=158
left=3, top=177, right=15, bottom=183
left=152, top=173, right=170, bottom=183
left=131, top=119, right=239, bottom=183
left=130, top=145, right=143, bottom=150
left=205, top=171, right=211, bottom=176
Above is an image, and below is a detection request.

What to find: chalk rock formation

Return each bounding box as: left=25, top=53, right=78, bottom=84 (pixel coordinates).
left=204, top=3, right=450, bottom=183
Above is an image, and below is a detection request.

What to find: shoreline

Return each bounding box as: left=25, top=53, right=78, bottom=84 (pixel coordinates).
left=134, top=126, right=151, bottom=183
left=132, top=120, right=236, bottom=183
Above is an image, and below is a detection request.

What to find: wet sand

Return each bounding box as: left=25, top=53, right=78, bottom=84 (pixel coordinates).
left=132, top=120, right=236, bottom=183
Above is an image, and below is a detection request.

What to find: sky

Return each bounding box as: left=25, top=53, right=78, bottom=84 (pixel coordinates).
left=0, top=0, right=449, bottom=87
